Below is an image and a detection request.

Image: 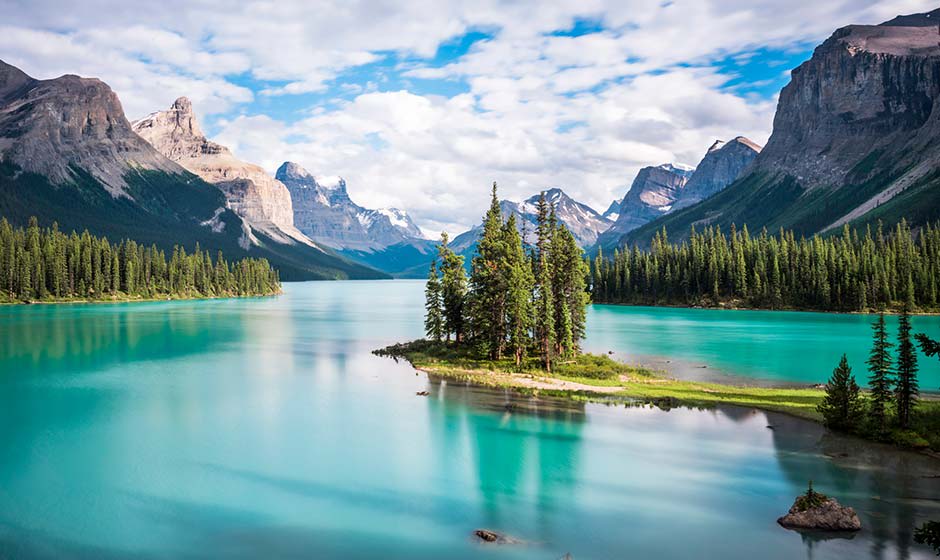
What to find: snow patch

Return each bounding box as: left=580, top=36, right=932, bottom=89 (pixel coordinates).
left=314, top=175, right=344, bottom=189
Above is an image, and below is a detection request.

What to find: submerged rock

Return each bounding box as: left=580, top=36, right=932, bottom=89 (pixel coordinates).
left=472, top=529, right=522, bottom=545
left=778, top=497, right=861, bottom=532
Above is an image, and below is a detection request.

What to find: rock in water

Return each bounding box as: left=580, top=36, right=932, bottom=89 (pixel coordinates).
left=472, top=529, right=522, bottom=544
left=777, top=497, right=862, bottom=532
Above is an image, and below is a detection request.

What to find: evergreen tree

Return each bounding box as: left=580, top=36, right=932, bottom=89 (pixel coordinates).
left=895, top=304, right=919, bottom=429
left=535, top=251, right=555, bottom=371
left=424, top=261, right=444, bottom=342
left=437, top=232, right=467, bottom=345
left=817, top=354, right=864, bottom=432
left=867, top=312, right=894, bottom=435
left=533, top=193, right=556, bottom=370
left=503, top=214, right=534, bottom=366
left=468, top=183, right=509, bottom=358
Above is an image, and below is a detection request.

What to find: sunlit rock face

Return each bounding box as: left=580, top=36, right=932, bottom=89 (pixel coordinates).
left=133, top=98, right=313, bottom=246
left=0, top=59, right=183, bottom=196
left=597, top=163, right=693, bottom=247
left=673, top=137, right=761, bottom=211
left=276, top=161, right=423, bottom=251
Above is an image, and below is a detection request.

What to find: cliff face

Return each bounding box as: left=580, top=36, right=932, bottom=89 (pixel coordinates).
left=133, top=98, right=312, bottom=247
left=0, top=60, right=183, bottom=196
left=276, top=161, right=422, bottom=251
left=596, top=163, right=692, bottom=247
left=673, top=137, right=761, bottom=210
left=622, top=9, right=940, bottom=247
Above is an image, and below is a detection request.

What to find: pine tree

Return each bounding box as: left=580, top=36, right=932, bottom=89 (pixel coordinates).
left=437, top=232, right=467, bottom=345
left=817, top=354, right=864, bottom=432
left=867, top=312, right=894, bottom=435
left=895, top=304, right=919, bottom=429
left=468, top=183, right=508, bottom=358
left=424, top=261, right=444, bottom=342
left=503, top=215, right=534, bottom=366
left=535, top=251, right=555, bottom=371
left=533, top=193, right=556, bottom=371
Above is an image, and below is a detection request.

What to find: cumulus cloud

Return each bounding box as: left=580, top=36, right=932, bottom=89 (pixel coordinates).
left=1, top=0, right=936, bottom=233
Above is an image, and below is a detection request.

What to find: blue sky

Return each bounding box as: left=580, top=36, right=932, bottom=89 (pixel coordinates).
left=1, top=0, right=933, bottom=234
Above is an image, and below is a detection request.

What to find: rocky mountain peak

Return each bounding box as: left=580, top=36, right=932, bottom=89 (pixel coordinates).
left=0, top=59, right=183, bottom=195
left=171, top=96, right=193, bottom=113
left=707, top=140, right=726, bottom=153
left=619, top=9, right=940, bottom=248
left=672, top=136, right=762, bottom=210
left=132, top=100, right=311, bottom=247
left=277, top=162, right=421, bottom=251
left=275, top=161, right=314, bottom=183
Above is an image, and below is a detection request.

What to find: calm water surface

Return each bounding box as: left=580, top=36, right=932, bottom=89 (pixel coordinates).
left=0, top=280, right=938, bottom=559
left=587, top=304, right=940, bottom=388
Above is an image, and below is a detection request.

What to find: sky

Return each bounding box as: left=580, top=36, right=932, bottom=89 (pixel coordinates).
left=0, top=0, right=934, bottom=236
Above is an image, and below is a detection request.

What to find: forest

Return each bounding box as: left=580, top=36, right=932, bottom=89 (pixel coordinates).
left=0, top=217, right=281, bottom=303
left=591, top=221, right=940, bottom=312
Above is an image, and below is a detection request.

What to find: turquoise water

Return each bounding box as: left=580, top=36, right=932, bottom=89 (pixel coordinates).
left=587, top=304, right=940, bottom=388
left=0, top=280, right=938, bottom=559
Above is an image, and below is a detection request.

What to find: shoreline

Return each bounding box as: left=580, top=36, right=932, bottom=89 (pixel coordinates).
left=590, top=300, right=940, bottom=316
left=0, top=292, right=282, bottom=307
left=376, top=340, right=940, bottom=456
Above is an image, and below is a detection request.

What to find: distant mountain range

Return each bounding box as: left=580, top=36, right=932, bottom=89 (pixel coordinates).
left=620, top=8, right=940, bottom=248
left=0, top=60, right=382, bottom=280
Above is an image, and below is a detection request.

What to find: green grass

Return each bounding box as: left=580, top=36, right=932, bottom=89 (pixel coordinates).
left=377, top=339, right=940, bottom=451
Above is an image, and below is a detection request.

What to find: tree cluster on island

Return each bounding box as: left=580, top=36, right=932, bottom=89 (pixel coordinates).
left=0, top=217, right=280, bottom=302
left=424, top=184, right=589, bottom=371
left=591, top=220, right=940, bottom=313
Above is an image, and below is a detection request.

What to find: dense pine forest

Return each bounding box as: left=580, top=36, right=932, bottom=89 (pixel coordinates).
left=0, top=217, right=280, bottom=303
left=591, top=221, right=940, bottom=312
left=423, top=185, right=589, bottom=371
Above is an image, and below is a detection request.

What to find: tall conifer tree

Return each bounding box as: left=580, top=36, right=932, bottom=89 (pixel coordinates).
left=867, top=312, right=894, bottom=435
left=895, top=304, right=919, bottom=429
left=424, top=261, right=444, bottom=342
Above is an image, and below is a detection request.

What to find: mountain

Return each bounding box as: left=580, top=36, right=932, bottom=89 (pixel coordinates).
left=602, top=198, right=623, bottom=221
left=275, top=161, right=423, bottom=251
left=132, top=98, right=311, bottom=247
left=623, top=9, right=940, bottom=247
left=0, top=60, right=383, bottom=280
left=452, top=188, right=610, bottom=252
left=531, top=188, right=612, bottom=247
left=672, top=137, right=761, bottom=210
left=595, top=163, right=693, bottom=248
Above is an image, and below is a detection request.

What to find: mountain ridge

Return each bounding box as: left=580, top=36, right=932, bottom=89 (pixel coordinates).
left=621, top=9, right=940, bottom=248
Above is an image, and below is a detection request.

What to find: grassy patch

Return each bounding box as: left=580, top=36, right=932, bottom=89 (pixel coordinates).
left=376, top=339, right=940, bottom=452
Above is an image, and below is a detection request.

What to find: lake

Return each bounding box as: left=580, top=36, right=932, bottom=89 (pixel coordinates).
left=1, top=280, right=938, bottom=559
